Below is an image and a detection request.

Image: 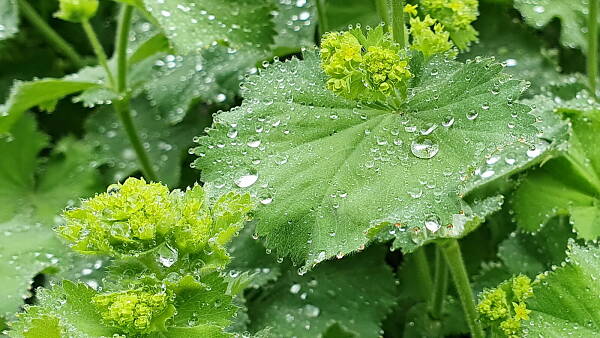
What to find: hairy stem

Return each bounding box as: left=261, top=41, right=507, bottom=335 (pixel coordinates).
left=442, top=239, right=484, bottom=338
left=375, top=0, right=390, bottom=30
left=316, top=0, right=329, bottom=37
left=115, top=5, right=134, bottom=93
left=112, top=4, right=159, bottom=182
left=17, top=0, right=85, bottom=68
left=413, top=247, right=433, bottom=299
left=391, top=0, right=405, bottom=47
left=589, top=0, right=598, bottom=98
left=81, top=19, right=115, bottom=87
left=430, top=245, right=448, bottom=320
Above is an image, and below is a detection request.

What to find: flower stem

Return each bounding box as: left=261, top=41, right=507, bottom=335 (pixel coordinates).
left=375, top=0, right=390, bottom=30
left=441, top=239, right=484, bottom=338
left=81, top=19, right=115, bottom=87
left=430, top=245, right=448, bottom=320
left=112, top=4, right=159, bottom=182
left=588, top=0, right=598, bottom=98
left=413, top=247, right=433, bottom=300
left=391, top=0, right=406, bottom=47
left=17, top=0, right=85, bottom=68
left=316, top=0, right=329, bottom=37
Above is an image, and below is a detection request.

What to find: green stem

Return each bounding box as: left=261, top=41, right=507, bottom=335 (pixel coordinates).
left=111, top=4, right=159, bottom=182
left=115, top=5, right=134, bottom=93
left=17, top=0, right=85, bottom=68
left=391, top=0, right=406, bottom=47
left=413, top=247, right=433, bottom=299
left=430, top=245, right=448, bottom=320
left=441, top=239, right=484, bottom=338
left=113, top=100, right=159, bottom=182
left=588, top=0, right=598, bottom=98
left=316, top=0, right=329, bottom=37
left=375, top=0, right=390, bottom=30
left=81, top=19, right=115, bottom=87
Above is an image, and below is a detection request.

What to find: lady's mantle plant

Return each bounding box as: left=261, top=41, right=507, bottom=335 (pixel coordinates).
left=11, top=178, right=253, bottom=337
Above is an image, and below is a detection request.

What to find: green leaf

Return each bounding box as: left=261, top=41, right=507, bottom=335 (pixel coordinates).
left=84, top=97, right=209, bottom=186
left=512, top=92, right=600, bottom=240
left=0, top=217, right=65, bottom=318
left=498, top=217, right=574, bottom=277
left=143, top=0, right=275, bottom=54
left=193, top=49, right=537, bottom=265
left=0, top=77, right=101, bottom=134
left=523, top=242, right=600, bottom=337
left=514, top=0, right=593, bottom=51
left=247, top=246, right=397, bottom=337
left=0, top=0, right=19, bottom=40
left=325, top=0, right=379, bottom=31
left=461, top=2, right=561, bottom=95
left=10, top=281, right=118, bottom=337
left=171, top=274, right=236, bottom=328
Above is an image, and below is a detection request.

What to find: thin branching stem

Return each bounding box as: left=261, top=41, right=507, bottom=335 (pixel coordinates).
left=430, top=245, right=448, bottom=320
left=413, top=247, right=434, bottom=299
left=17, top=0, right=85, bottom=68
left=81, top=19, right=115, bottom=87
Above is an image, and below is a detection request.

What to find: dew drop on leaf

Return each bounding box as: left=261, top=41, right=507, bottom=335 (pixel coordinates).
left=410, top=137, right=439, bottom=159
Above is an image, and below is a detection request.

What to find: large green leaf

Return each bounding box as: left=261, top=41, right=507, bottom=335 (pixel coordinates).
left=514, top=0, right=593, bottom=51
left=523, top=242, right=600, bottom=337
left=247, top=247, right=396, bottom=337
left=143, top=0, right=275, bottom=54
left=85, top=97, right=208, bottom=186
left=193, top=49, right=537, bottom=265
left=512, top=92, right=600, bottom=240
left=0, top=0, right=19, bottom=40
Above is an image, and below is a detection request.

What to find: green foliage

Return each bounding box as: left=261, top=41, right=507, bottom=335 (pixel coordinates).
left=0, top=0, right=19, bottom=40
left=420, top=0, right=479, bottom=49
left=514, top=0, right=593, bottom=51
left=193, top=46, right=537, bottom=266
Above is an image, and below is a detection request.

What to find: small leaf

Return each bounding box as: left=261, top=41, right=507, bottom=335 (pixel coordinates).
left=247, top=246, right=397, bottom=337
left=523, top=242, right=600, bottom=337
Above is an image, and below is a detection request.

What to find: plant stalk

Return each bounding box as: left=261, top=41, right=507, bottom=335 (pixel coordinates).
left=413, top=247, right=433, bottom=299
left=316, top=0, right=329, bottom=37
left=375, top=0, right=390, bottom=30
left=17, top=0, right=85, bottom=68
left=441, top=239, right=484, bottom=338
left=112, top=4, right=159, bottom=182
left=81, top=19, right=115, bottom=87
left=430, top=245, right=448, bottom=320
left=588, top=0, right=599, bottom=98
left=391, top=0, right=406, bottom=47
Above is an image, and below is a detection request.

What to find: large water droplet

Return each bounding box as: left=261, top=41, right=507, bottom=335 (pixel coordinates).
left=235, top=173, right=258, bottom=188
left=424, top=215, right=441, bottom=233
left=410, top=137, right=439, bottom=159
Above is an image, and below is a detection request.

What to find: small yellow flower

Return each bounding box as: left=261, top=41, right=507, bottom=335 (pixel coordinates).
left=404, top=4, right=419, bottom=16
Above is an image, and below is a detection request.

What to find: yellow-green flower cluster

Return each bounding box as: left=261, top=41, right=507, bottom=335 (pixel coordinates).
left=477, top=275, right=534, bottom=338
left=320, top=27, right=412, bottom=103
left=60, top=177, right=252, bottom=256
left=408, top=14, right=454, bottom=58
left=420, top=0, right=479, bottom=49
left=54, top=0, right=99, bottom=23
left=92, top=290, right=171, bottom=334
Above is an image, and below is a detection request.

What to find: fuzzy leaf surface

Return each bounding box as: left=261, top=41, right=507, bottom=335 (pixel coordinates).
left=194, top=50, right=537, bottom=265
left=143, top=0, right=275, bottom=54
left=524, top=242, right=600, bottom=337
left=514, top=0, right=593, bottom=51
left=512, top=93, right=600, bottom=240
left=247, top=247, right=396, bottom=337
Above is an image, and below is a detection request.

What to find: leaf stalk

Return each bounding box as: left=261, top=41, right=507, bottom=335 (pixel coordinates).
left=81, top=19, right=115, bottom=87
left=589, top=0, right=599, bottom=99
left=413, top=247, right=434, bottom=299
left=430, top=245, right=448, bottom=320
left=375, top=0, right=391, bottom=30
left=391, top=0, right=406, bottom=48
left=441, top=239, right=484, bottom=338
left=316, top=0, right=329, bottom=37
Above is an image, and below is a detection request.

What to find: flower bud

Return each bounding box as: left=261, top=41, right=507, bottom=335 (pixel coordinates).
left=54, top=0, right=99, bottom=23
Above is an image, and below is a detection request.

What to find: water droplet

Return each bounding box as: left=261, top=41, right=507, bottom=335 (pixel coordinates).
left=424, top=215, right=441, bottom=233
left=290, top=284, right=301, bottom=294
left=235, top=173, right=258, bottom=188
left=410, top=137, right=439, bottom=159
left=304, top=304, right=320, bottom=318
